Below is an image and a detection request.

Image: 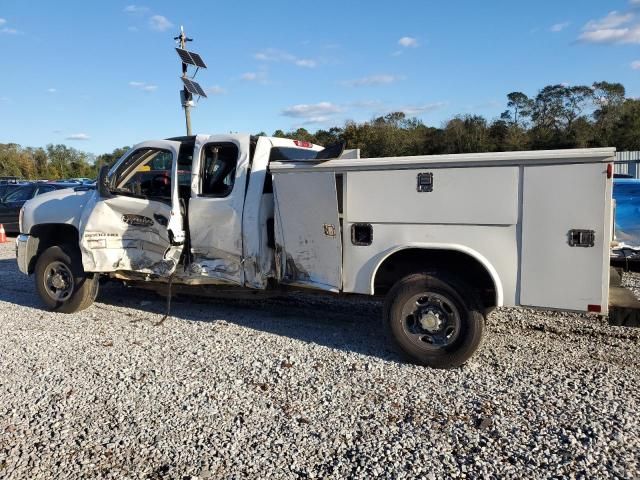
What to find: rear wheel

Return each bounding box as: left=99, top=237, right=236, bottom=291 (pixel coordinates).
left=384, top=273, right=485, bottom=368
left=34, top=245, right=99, bottom=313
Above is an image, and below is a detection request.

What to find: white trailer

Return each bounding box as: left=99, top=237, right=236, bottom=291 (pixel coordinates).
left=15, top=135, right=627, bottom=368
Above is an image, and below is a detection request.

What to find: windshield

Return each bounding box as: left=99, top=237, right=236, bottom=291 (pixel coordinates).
left=4, top=186, right=34, bottom=202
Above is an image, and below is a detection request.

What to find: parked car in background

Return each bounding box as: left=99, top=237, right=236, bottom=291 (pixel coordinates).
left=0, top=182, right=31, bottom=201
left=612, top=178, right=640, bottom=247
left=0, top=182, right=79, bottom=233
left=59, top=178, right=94, bottom=185
left=0, top=176, right=20, bottom=184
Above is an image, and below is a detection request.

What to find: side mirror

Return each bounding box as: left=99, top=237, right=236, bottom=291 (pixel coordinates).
left=97, top=165, right=113, bottom=199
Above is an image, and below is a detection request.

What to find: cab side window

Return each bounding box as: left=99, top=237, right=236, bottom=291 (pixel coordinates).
left=201, top=143, right=239, bottom=197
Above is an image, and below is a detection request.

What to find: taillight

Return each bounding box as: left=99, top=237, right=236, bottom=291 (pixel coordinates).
left=293, top=140, right=313, bottom=148
left=607, top=163, right=613, bottom=179
left=588, top=304, right=602, bottom=313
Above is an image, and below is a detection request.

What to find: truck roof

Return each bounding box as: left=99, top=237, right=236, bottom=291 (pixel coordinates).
left=270, top=147, right=616, bottom=173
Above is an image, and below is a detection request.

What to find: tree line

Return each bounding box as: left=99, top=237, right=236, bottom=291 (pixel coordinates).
left=0, top=144, right=129, bottom=181
left=1, top=81, right=638, bottom=180
left=273, top=81, right=639, bottom=157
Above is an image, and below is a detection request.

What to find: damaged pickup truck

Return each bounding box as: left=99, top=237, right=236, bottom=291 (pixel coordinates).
left=15, top=134, right=625, bottom=367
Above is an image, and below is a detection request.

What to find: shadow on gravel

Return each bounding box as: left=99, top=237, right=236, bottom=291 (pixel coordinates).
left=0, top=258, right=401, bottom=362
left=0, top=258, right=42, bottom=309
left=98, top=282, right=400, bottom=362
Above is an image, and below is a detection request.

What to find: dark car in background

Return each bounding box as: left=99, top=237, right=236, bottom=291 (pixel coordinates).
left=0, top=182, right=79, bottom=233
left=613, top=178, right=640, bottom=247
left=0, top=182, right=30, bottom=201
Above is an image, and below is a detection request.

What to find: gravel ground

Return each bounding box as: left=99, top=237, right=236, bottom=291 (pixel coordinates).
left=0, top=239, right=639, bottom=479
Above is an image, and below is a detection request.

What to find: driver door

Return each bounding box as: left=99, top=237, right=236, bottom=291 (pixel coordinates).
left=79, top=140, right=185, bottom=276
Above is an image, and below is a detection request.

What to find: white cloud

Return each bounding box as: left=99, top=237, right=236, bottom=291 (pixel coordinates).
left=584, top=11, right=634, bottom=30
left=295, top=59, right=317, bottom=68
left=123, top=5, right=149, bottom=14
left=398, top=36, right=418, bottom=48
left=579, top=26, right=640, bottom=43
left=47, top=88, right=57, bottom=93
left=578, top=10, right=640, bottom=44
left=342, top=74, right=403, bottom=87
left=282, top=102, right=342, bottom=120
left=149, top=15, right=172, bottom=32
left=66, top=133, right=90, bottom=141
left=0, top=17, right=20, bottom=34
left=254, top=48, right=318, bottom=68
left=207, top=85, right=227, bottom=95
left=395, top=102, right=447, bottom=115
left=632, top=60, right=640, bottom=69
left=128, top=26, right=139, bottom=32
left=240, top=71, right=268, bottom=83
left=550, top=22, right=570, bottom=32
left=129, top=81, right=157, bottom=92
left=254, top=48, right=296, bottom=62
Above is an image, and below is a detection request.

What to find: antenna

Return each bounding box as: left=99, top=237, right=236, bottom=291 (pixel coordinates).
left=173, top=26, right=207, bottom=136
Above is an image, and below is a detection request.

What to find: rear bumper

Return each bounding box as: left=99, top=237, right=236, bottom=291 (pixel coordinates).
left=15, top=234, right=35, bottom=275
left=608, top=267, right=640, bottom=327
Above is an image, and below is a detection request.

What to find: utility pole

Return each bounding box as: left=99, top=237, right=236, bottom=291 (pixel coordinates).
left=174, top=27, right=207, bottom=136
left=175, top=26, right=193, bottom=135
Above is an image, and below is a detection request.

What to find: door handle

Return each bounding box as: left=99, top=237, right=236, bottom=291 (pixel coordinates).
left=154, top=213, right=168, bottom=226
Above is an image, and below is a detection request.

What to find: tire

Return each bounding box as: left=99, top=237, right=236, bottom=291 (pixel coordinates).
left=34, top=245, right=99, bottom=313
left=383, top=273, right=485, bottom=369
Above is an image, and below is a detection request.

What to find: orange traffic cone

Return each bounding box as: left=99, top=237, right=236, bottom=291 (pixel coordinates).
left=0, top=224, right=7, bottom=243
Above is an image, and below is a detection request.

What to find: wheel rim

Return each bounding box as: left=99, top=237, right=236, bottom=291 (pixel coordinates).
left=399, top=292, right=462, bottom=349
left=44, top=261, right=74, bottom=302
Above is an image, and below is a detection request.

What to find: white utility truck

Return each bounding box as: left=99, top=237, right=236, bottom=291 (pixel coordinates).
left=15, top=135, right=630, bottom=368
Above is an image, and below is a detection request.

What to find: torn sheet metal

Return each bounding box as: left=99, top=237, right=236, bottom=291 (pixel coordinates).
left=187, top=246, right=243, bottom=285
left=79, top=192, right=183, bottom=277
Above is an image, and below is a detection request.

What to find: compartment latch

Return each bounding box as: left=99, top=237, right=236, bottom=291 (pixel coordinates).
left=416, top=172, right=433, bottom=192
left=568, top=229, right=595, bottom=247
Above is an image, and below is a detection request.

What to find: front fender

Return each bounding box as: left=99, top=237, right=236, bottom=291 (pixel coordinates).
left=23, top=188, right=96, bottom=234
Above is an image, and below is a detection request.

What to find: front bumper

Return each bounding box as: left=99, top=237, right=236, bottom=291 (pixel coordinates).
left=16, top=234, right=34, bottom=275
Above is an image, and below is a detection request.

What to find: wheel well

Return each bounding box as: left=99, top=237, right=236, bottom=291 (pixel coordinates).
left=373, top=248, right=498, bottom=309
left=28, top=223, right=80, bottom=273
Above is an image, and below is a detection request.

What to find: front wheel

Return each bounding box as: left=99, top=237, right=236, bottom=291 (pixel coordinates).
left=34, top=245, right=99, bottom=313
left=384, top=273, right=485, bottom=368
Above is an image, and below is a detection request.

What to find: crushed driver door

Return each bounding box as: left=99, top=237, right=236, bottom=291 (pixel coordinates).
left=79, top=140, right=185, bottom=276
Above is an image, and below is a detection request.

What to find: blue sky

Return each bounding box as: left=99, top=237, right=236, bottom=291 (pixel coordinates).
left=0, top=0, right=639, bottom=154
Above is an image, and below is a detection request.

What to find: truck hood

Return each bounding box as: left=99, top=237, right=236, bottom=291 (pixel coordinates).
left=22, top=187, right=96, bottom=234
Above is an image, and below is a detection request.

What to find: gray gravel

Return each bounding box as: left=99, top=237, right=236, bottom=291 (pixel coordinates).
left=0, top=239, right=639, bottom=479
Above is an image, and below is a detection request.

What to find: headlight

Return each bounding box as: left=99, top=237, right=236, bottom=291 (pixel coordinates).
left=18, top=206, right=24, bottom=233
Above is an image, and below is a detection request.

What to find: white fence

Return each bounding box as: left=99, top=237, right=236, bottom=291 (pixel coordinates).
left=614, top=151, right=640, bottom=178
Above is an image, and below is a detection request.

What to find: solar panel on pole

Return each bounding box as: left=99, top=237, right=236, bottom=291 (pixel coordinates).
left=175, top=48, right=207, bottom=68
left=181, top=77, right=207, bottom=98
left=188, top=51, right=206, bottom=68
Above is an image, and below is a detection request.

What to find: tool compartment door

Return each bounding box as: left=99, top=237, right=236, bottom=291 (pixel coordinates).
left=272, top=171, right=342, bottom=292
left=520, top=162, right=611, bottom=311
